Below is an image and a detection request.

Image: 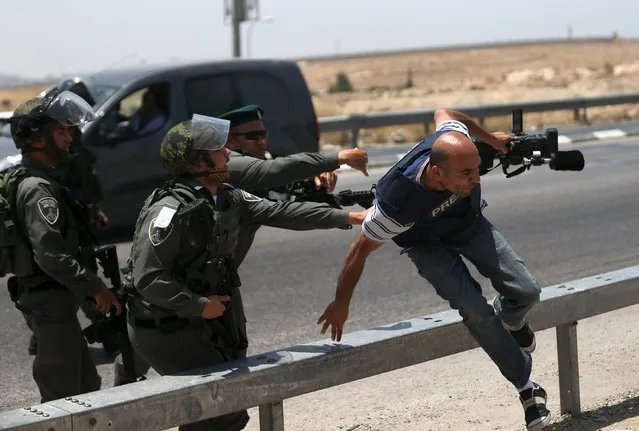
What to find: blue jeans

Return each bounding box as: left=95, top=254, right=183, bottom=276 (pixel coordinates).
left=406, top=216, right=540, bottom=388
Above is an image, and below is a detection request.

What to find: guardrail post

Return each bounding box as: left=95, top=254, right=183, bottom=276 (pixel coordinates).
left=259, top=400, right=285, bottom=431
left=350, top=128, right=360, bottom=148
left=572, top=108, right=590, bottom=124
left=556, top=321, right=581, bottom=416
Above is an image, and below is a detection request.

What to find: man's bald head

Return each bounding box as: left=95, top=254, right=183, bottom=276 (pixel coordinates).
left=430, top=132, right=478, bottom=171
left=426, top=131, right=481, bottom=197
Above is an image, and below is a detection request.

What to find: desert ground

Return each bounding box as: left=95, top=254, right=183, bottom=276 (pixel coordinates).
left=3, top=38, right=639, bottom=145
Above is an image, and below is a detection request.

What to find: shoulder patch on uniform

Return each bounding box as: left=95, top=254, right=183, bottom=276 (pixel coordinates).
left=148, top=217, right=174, bottom=246
left=240, top=190, right=262, bottom=202
left=37, top=197, right=59, bottom=225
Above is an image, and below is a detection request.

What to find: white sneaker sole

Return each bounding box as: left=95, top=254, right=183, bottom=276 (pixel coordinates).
left=527, top=411, right=552, bottom=430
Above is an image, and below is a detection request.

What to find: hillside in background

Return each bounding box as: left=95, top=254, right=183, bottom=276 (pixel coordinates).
left=4, top=37, right=639, bottom=144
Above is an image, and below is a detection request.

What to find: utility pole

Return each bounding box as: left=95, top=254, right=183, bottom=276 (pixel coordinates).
left=224, top=0, right=260, bottom=58
left=232, top=0, right=244, bottom=57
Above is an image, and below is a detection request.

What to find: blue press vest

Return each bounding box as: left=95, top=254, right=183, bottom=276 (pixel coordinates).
left=374, top=131, right=485, bottom=248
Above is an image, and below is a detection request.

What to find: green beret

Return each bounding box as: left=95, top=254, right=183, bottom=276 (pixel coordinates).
left=219, top=104, right=264, bottom=128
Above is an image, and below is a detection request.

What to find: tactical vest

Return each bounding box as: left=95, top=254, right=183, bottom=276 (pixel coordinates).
left=375, top=132, right=485, bottom=248
left=124, top=181, right=247, bottom=349
left=0, top=167, right=37, bottom=277
left=0, top=166, right=89, bottom=278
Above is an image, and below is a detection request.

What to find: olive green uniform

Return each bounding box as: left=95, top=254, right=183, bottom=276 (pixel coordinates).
left=228, top=150, right=341, bottom=266
left=125, top=180, right=350, bottom=430
left=26, top=141, right=109, bottom=355
left=112, top=150, right=347, bottom=384
left=13, top=157, right=103, bottom=402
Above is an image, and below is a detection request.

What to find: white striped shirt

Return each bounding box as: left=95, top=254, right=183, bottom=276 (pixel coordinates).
left=362, top=202, right=414, bottom=243
left=435, top=120, right=470, bottom=138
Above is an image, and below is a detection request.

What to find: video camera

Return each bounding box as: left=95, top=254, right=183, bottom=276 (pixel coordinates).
left=474, top=109, right=585, bottom=178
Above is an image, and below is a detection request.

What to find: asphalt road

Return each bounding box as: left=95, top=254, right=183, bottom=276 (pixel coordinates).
left=1, top=136, right=639, bottom=413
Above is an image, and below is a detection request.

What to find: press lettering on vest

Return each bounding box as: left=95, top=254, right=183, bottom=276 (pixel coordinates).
left=37, top=197, right=59, bottom=225
left=148, top=218, right=174, bottom=246
left=431, top=194, right=460, bottom=218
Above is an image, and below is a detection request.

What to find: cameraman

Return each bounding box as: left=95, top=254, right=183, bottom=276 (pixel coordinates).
left=317, top=108, right=551, bottom=430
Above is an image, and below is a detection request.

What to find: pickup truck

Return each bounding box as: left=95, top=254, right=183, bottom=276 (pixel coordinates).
left=0, top=58, right=320, bottom=233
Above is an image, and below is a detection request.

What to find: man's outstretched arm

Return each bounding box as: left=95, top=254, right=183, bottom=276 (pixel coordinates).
left=317, top=232, right=383, bottom=341
left=228, top=149, right=369, bottom=192
left=317, top=201, right=413, bottom=341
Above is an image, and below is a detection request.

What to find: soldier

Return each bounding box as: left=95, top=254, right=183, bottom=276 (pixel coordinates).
left=26, top=124, right=115, bottom=356
left=112, top=105, right=372, bottom=385
left=6, top=91, right=121, bottom=402
left=220, top=104, right=370, bottom=266
left=62, top=126, right=109, bottom=230
left=124, top=115, right=366, bottom=430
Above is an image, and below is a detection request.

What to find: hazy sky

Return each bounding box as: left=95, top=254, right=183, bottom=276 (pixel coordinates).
left=2, top=0, right=638, bottom=79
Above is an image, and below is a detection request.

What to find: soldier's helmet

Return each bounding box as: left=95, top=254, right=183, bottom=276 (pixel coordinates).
left=39, top=76, right=96, bottom=106
left=160, top=114, right=230, bottom=174
left=9, top=90, right=96, bottom=149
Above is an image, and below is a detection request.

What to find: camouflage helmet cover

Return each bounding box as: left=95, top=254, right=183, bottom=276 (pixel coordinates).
left=160, top=116, right=230, bottom=173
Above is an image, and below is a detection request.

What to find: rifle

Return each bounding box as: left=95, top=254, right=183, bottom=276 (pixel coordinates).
left=83, top=244, right=138, bottom=384
left=198, top=254, right=247, bottom=354
left=272, top=178, right=376, bottom=210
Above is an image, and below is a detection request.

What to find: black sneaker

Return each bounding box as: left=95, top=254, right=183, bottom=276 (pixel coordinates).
left=508, top=322, right=536, bottom=353
left=519, top=383, right=551, bottom=430
left=28, top=333, right=38, bottom=356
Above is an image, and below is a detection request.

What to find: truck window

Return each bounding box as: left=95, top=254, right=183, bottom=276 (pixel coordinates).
left=184, top=75, right=236, bottom=117
left=98, top=83, right=170, bottom=141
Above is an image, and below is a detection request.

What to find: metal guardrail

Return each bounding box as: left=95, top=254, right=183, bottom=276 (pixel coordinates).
left=2, top=265, right=639, bottom=430
left=318, top=93, right=639, bottom=147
